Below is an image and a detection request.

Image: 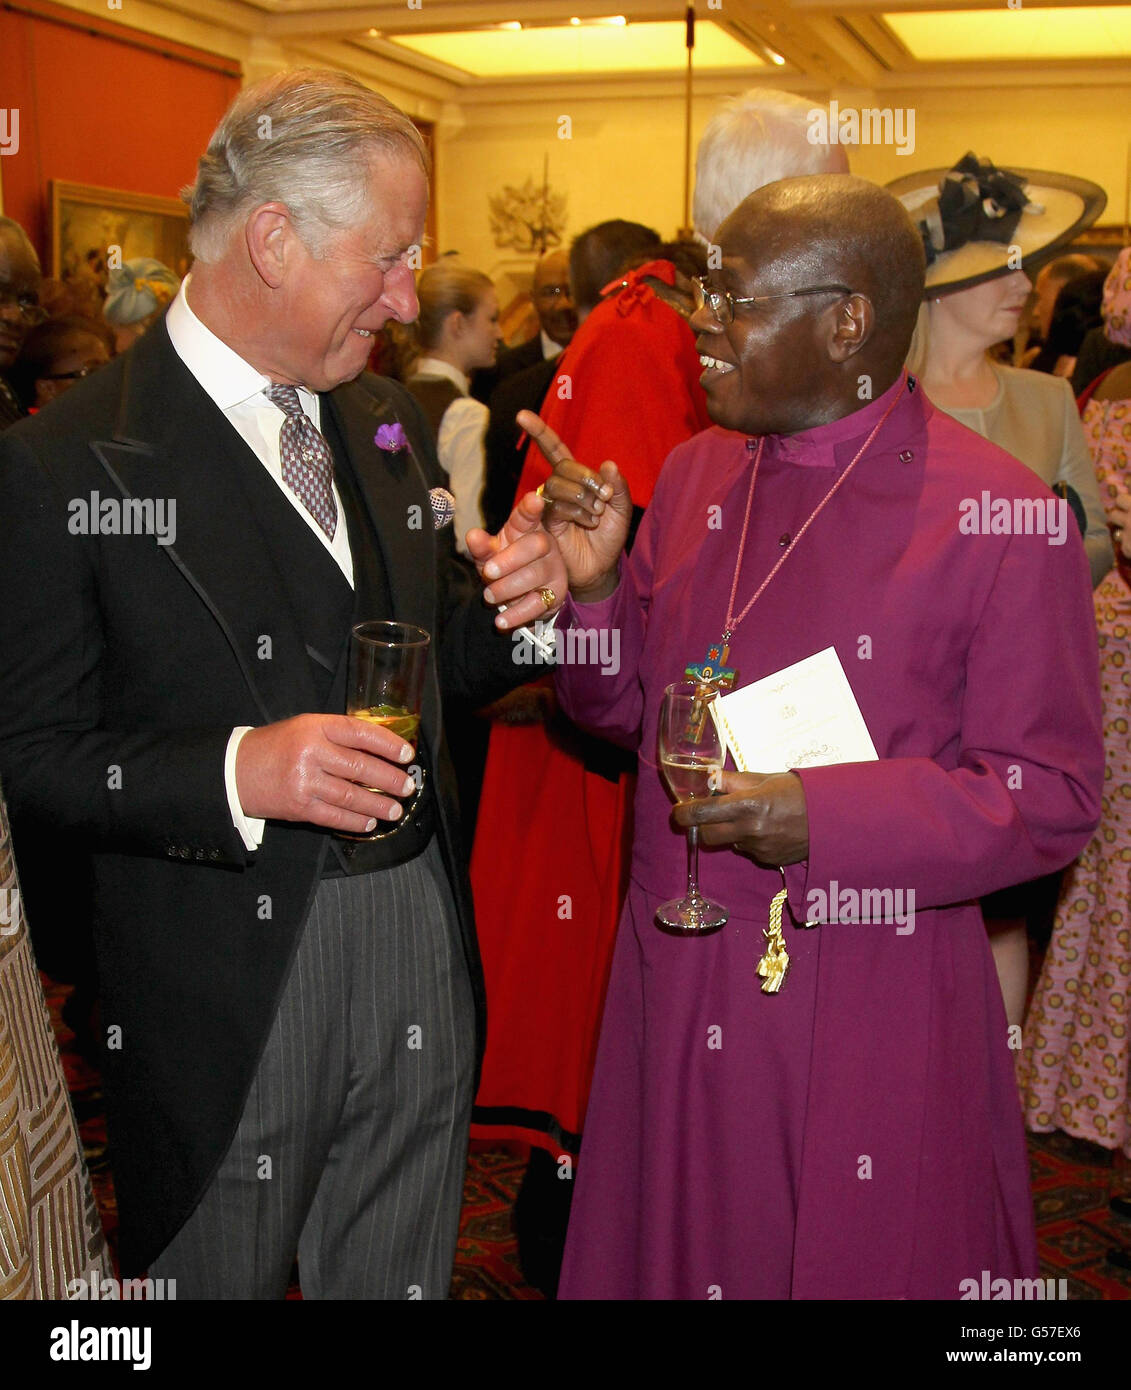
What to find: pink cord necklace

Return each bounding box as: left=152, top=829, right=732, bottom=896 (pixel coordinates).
left=684, top=379, right=906, bottom=693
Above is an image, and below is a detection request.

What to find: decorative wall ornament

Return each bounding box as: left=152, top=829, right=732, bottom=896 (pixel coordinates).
left=488, top=168, right=567, bottom=254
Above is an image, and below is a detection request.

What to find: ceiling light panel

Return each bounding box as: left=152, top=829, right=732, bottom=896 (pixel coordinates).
left=386, top=20, right=763, bottom=77
left=885, top=6, right=1131, bottom=62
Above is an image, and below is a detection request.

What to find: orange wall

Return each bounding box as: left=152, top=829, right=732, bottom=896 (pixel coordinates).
left=0, top=0, right=240, bottom=261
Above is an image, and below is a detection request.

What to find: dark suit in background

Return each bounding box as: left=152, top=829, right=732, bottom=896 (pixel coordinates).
left=470, top=332, right=547, bottom=405
left=482, top=355, right=561, bottom=535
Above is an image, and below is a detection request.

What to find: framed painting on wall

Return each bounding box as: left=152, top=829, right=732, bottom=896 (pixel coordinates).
left=49, top=180, right=192, bottom=289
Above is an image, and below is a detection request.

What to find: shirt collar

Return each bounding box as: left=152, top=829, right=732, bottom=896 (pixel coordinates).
left=165, top=275, right=317, bottom=414
left=761, top=371, right=914, bottom=469
left=540, top=329, right=563, bottom=360
left=413, top=356, right=469, bottom=396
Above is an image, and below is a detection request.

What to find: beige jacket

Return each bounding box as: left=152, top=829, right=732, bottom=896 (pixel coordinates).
left=937, top=363, right=1113, bottom=587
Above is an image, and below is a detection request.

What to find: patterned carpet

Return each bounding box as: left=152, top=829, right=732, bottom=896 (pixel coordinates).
left=44, top=974, right=1129, bottom=1301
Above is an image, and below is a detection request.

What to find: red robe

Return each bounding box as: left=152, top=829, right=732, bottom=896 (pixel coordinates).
left=469, top=263, right=710, bottom=1153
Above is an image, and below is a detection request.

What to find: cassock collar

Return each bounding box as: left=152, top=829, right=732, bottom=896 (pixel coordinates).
left=761, top=371, right=915, bottom=469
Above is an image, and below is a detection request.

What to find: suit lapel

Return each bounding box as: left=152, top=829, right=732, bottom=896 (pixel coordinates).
left=323, top=379, right=444, bottom=764
left=322, top=380, right=437, bottom=638
left=90, top=324, right=320, bottom=723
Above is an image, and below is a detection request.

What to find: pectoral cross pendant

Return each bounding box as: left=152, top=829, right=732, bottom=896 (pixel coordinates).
left=683, top=635, right=737, bottom=741
left=684, top=634, right=737, bottom=694
left=757, top=879, right=791, bottom=994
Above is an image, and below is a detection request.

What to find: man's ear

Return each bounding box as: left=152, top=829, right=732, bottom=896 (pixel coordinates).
left=245, top=204, right=295, bottom=289
left=827, top=293, right=874, bottom=363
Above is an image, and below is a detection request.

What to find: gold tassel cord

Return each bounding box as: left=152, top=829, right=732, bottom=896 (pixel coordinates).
left=757, top=884, right=791, bottom=994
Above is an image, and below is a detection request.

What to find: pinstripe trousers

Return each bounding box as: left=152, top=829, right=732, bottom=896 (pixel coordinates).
left=149, top=837, right=476, bottom=1299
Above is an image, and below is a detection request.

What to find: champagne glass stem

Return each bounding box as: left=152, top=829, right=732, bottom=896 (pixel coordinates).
left=686, top=823, right=702, bottom=903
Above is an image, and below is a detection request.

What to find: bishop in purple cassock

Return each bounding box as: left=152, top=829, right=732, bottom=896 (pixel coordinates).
left=528, top=176, right=1103, bottom=1299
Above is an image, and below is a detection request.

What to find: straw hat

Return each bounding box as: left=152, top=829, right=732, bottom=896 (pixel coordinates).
left=886, top=153, right=1106, bottom=298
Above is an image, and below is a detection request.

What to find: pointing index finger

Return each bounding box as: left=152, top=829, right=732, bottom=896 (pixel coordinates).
left=516, top=410, right=576, bottom=469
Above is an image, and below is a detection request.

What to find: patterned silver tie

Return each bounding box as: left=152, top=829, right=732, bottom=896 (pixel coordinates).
left=264, top=383, right=338, bottom=540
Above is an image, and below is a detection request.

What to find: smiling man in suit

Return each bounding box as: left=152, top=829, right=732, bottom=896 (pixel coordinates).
left=0, top=69, right=565, bottom=1299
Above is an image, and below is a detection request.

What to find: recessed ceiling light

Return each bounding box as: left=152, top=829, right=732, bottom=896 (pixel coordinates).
left=766, top=48, right=786, bottom=65
left=389, top=21, right=757, bottom=77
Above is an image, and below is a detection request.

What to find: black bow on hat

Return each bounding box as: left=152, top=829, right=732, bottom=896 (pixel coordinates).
left=916, top=153, right=1035, bottom=266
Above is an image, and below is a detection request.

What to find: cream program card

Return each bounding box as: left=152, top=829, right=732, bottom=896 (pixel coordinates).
left=710, top=646, right=878, bottom=773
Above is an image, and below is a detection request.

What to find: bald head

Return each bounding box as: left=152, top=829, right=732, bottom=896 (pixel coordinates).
left=726, top=175, right=923, bottom=372
left=694, top=176, right=926, bottom=436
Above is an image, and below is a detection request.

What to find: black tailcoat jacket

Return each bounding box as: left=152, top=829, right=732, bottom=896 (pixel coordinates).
left=0, top=322, right=528, bottom=1273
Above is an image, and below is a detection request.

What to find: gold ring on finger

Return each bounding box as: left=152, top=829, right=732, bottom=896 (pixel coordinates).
left=539, top=587, right=556, bottom=609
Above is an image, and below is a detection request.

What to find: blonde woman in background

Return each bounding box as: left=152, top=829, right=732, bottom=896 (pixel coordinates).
left=892, top=154, right=1111, bottom=1030
left=403, top=260, right=503, bottom=557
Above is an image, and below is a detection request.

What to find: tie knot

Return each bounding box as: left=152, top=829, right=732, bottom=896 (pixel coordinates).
left=265, top=383, right=305, bottom=417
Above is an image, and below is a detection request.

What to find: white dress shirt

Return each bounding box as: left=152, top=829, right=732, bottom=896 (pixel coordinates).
left=411, top=356, right=487, bottom=555
left=165, top=277, right=356, bottom=851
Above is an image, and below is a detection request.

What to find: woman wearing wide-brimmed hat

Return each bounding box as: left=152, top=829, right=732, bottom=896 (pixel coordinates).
left=891, top=154, right=1113, bottom=1031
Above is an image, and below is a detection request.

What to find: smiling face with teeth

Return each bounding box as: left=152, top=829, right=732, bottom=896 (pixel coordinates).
left=253, top=152, right=427, bottom=393
left=692, top=232, right=853, bottom=438
left=690, top=176, right=925, bottom=438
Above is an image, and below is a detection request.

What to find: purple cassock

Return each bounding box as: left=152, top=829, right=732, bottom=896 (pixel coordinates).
left=554, top=372, right=1103, bottom=1300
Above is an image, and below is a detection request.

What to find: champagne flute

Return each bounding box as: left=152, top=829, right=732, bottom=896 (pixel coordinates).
left=655, top=680, right=729, bottom=932
left=341, top=620, right=430, bottom=840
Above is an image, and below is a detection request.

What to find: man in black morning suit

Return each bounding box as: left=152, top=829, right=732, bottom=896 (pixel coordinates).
left=0, top=70, right=566, bottom=1298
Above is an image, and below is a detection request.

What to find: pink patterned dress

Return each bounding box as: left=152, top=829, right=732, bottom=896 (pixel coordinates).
left=1020, top=396, right=1131, bottom=1156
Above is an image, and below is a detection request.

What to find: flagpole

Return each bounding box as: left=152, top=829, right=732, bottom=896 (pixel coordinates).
left=682, top=4, right=695, bottom=238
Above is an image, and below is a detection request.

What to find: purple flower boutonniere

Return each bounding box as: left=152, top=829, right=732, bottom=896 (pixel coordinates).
left=375, top=421, right=408, bottom=453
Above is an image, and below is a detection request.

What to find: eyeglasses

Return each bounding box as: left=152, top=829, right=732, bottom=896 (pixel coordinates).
left=534, top=284, right=571, bottom=302
left=693, top=276, right=852, bottom=326
left=0, top=290, right=48, bottom=326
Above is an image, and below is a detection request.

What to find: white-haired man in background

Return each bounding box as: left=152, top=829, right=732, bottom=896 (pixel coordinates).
left=692, top=87, right=849, bottom=242
left=0, top=69, right=565, bottom=1299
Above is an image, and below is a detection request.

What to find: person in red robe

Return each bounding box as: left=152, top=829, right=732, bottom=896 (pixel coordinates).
left=468, top=256, right=709, bottom=1220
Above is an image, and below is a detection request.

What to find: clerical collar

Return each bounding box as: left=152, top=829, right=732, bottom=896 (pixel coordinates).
left=760, top=371, right=911, bottom=469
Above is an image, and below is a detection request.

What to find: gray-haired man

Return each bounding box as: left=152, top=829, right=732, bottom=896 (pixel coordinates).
left=0, top=68, right=565, bottom=1298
